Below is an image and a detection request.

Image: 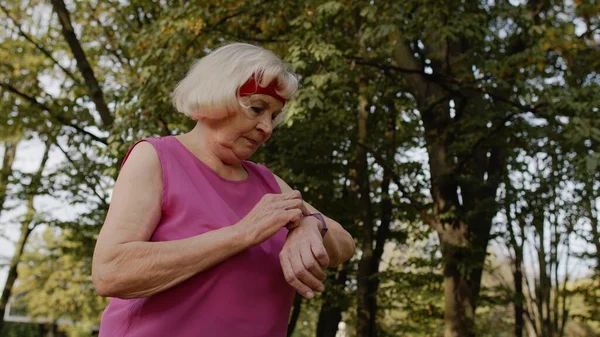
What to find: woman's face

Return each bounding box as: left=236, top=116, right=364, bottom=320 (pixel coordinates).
left=206, top=94, right=284, bottom=164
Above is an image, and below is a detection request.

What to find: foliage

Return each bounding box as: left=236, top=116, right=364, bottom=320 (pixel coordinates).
left=0, top=0, right=599, bottom=337
left=14, top=228, right=106, bottom=329
left=0, top=322, right=47, bottom=337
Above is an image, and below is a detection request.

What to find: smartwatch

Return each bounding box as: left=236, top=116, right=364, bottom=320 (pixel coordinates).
left=307, top=213, right=328, bottom=237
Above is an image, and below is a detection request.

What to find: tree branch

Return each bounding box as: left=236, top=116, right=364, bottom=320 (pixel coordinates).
left=347, top=56, right=425, bottom=76
left=373, top=109, right=397, bottom=266
left=183, top=7, right=250, bottom=55
left=453, top=95, right=545, bottom=173
left=50, top=0, right=114, bottom=127
left=390, top=36, right=430, bottom=101
left=0, top=133, right=53, bottom=332
left=0, top=3, right=79, bottom=84
left=356, top=141, right=440, bottom=231
left=349, top=54, right=547, bottom=120
left=105, top=0, right=136, bottom=33
left=55, top=141, right=109, bottom=208
left=0, top=140, right=19, bottom=214
left=223, top=33, right=288, bottom=44
left=86, top=2, right=134, bottom=70
left=1, top=82, right=107, bottom=144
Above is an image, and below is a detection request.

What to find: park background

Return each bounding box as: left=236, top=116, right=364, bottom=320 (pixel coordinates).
left=1, top=0, right=599, bottom=336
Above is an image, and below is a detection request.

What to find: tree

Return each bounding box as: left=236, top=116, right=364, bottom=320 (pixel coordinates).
left=13, top=227, right=107, bottom=336
left=0, top=135, right=53, bottom=333
left=2, top=1, right=599, bottom=337
left=337, top=1, right=598, bottom=335
left=501, top=141, right=577, bottom=337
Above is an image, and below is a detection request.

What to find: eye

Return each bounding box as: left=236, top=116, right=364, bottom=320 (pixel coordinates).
left=271, top=113, right=280, bottom=121
left=251, top=106, right=264, bottom=114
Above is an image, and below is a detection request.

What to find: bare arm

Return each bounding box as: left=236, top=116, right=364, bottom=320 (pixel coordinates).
left=274, top=175, right=355, bottom=266
left=92, top=143, right=305, bottom=299
left=92, top=142, right=251, bottom=299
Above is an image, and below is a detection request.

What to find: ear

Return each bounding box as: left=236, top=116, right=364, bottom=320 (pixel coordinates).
left=190, top=107, right=232, bottom=121
left=190, top=110, right=203, bottom=120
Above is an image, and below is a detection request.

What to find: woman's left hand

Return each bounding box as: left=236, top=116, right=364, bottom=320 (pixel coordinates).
left=279, top=216, right=330, bottom=299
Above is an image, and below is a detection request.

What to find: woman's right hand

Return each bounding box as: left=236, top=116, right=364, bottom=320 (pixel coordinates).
left=235, top=191, right=309, bottom=246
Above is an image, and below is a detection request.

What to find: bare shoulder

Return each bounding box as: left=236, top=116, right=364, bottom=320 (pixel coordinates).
left=114, top=140, right=162, bottom=208
left=101, top=141, right=163, bottom=244
left=273, top=173, right=322, bottom=215
left=273, top=173, right=293, bottom=193
left=120, top=141, right=161, bottom=176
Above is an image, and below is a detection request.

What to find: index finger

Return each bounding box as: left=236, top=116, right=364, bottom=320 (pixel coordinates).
left=311, top=242, right=330, bottom=268
left=300, top=202, right=310, bottom=216
left=279, top=190, right=302, bottom=200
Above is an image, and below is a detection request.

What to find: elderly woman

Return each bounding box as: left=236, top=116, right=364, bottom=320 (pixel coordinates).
left=92, top=43, right=355, bottom=337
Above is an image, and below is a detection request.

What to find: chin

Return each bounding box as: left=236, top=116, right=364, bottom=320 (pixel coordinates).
left=223, top=151, right=255, bottom=164
left=236, top=152, right=255, bottom=161
left=217, top=141, right=255, bottom=163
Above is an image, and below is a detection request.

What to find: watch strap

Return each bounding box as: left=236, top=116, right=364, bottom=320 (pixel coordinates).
left=308, top=213, right=328, bottom=237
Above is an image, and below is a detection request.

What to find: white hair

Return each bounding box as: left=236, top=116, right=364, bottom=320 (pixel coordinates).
left=172, top=42, right=299, bottom=121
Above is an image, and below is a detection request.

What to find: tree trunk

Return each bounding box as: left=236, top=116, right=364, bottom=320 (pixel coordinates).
left=388, top=9, right=513, bottom=334
left=0, top=140, right=18, bottom=212
left=534, top=209, right=551, bottom=337
left=506, top=185, right=525, bottom=337
left=0, top=215, right=34, bottom=332
left=355, top=92, right=397, bottom=337
left=316, top=297, right=343, bottom=337
left=0, top=138, right=52, bottom=332
left=316, top=269, right=347, bottom=337
left=355, top=78, right=376, bottom=337
left=439, top=243, right=474, bottom=337
left=45, top=322, right=58, bottom=337
left=287, top=294, right=302, bottom=337
left=584, top=185, right=600, bottom=275
left=316, top=162, right=353, bottom=337
left=50, top=0, right=113, bottom=127
left=514, top=252, right=525, bottom=337
left=511, top=218, right=525, bottom=337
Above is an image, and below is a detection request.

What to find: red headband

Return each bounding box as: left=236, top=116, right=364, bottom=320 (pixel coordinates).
left=238, top=75, right=286, bottom=106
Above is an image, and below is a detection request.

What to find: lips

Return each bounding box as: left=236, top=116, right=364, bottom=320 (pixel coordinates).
left=244, top=137, right=259, bottom=145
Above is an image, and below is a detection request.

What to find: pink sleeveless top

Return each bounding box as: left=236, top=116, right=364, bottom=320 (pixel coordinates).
left=99, top=136, right=295, bottom=337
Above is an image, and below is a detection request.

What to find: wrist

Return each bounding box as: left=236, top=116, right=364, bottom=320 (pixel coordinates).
left=303, top=213, right=327, bottom=237
left=231, top=222, right=255, bottom=247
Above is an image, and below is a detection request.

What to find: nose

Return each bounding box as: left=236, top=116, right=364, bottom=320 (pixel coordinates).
left=256, top=114, right=273, bottom=137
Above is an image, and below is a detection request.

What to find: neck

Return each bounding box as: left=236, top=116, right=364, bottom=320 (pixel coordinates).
left=177, top=123, right=247, bottom=180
